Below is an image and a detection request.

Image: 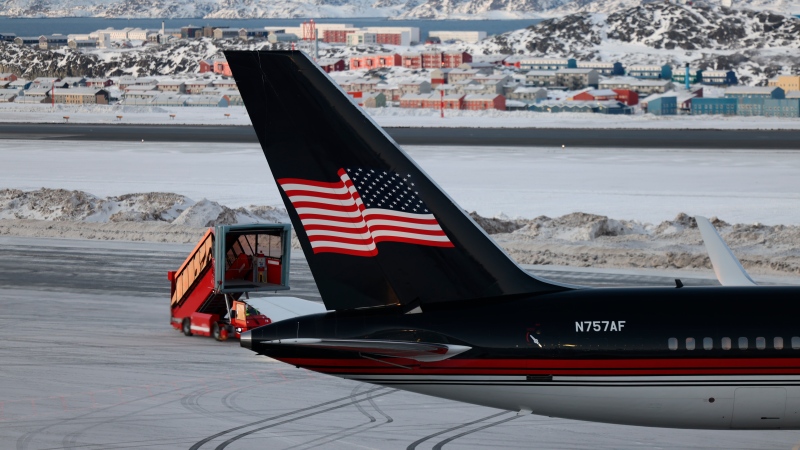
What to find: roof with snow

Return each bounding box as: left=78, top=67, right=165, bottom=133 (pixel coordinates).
left=724, top=86, right=782, bottom=95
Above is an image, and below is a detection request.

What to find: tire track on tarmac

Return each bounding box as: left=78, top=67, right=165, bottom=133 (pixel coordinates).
left=188, top=386, right=392, bottom=450
left=282, top=385, right=397, bottom=450
left=406, top=411, right=512, bottom=450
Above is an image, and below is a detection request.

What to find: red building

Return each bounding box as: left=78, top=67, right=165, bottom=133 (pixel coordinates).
left=421, top=51, right=442, bottom=69
left=402, top=53, right=422, bottom=69
left=421, top=93, right=464, bottom=109
left=213, top=60, right=232, bottom=77
left=323, top=29, right=356, bottom=43
left=349, top=54, right=402, bottom=70
left=442, top=51, right=472, bottom=68
left=198, top=60, right=213, bottom=74
left=612, top=89, right=639, bottom=106
left=463, top=94, right=505, bottom=111
left=375, top=33, right=403, bottom=45
left=318, top=58, right=345, bottom=73
left=571, top=89, right=619, bottom=102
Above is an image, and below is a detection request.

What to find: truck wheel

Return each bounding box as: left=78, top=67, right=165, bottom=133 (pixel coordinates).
left=182, top=318, right=193, bottom=336
left=212, top=322, right=222, bottom=341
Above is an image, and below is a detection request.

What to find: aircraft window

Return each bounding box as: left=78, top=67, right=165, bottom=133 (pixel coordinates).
left=703, top=337, right=713, bottom=350
left=721, top=337, right=731, bottom=350
left=756, top=337, right=765, bottom=350
left=775, top=337, right=784, bottom=350
left=685, top=337, right=695, bottom=351
left=668, top=338, right=678, bottom=351
left=793, top=337, right=800, bottom=350
left=738, top=337, right=748, bottom=350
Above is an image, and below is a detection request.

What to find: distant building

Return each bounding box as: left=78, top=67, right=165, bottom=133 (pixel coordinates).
left=442, top=51, right=472, bottom=69
left=672, top=69, right=703, bottom=85
left=60, top=77, right=87, bottom=87
left=317, top=58, right=345, bottom=73
left=185, top=80, right=212, bottom=94
left=525, top=70, right=558, bottom=87
left=691, top=97, right=738, bottom=115
left=52, top=88, right=109, bottom=105
left=576, top=61, right=624, bottom=76
left=701, top=70, right=737, bottom=86
left=182, top=26, right=203, bottom=39
left=360, top=92, right=387, bottom=108
left=364, top=26, right=418, bottom=45
left=768, top=75, right=800, bottom=93
left=463, top=94, right=505, bottom=111
left=519, top=58, right=576, bottom=71
left=612, top=89, right=639, bottom=106
left=646, top=96, right=677, bottom=115
left=0, top=73, right=17, bottom=82
left=627, top=65, right=672, bottom=80
left=267, top=33, right=299, bottom=44
left=157, top=80, right=186, bottom=94
left=724, top=86, right=785, bottom=100
left=556, top=68, right=599, bottom=90
left=349, top=54, right=402, bottom=70
left=0, top=32, right=16, bottom=42
left=14, top=36, right=40, bottom=46
left=213, top=28, right=240, bottom=40
left=507, top=87, right=548, bottom=102
left=762, top=99, right=800, bottom=118
left=401, top=53, right=422, bottom=69
left=571, top=89, right=619, bottom=102
left=85, top=78, right=113, bottom=88
left=346, top=31, right=377, bottom=46
left=41, top=34, right=67, bottom=48
left=213, top=60, right=232, bottom=77
left=68, top=38, right=97, bottom=49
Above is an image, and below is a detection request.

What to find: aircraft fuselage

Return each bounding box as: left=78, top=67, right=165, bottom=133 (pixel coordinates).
left=246, top=286, right=800, bottom=429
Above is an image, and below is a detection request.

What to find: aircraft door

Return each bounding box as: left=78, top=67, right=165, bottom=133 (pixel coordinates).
left=731, top=387, right=786, bottom=429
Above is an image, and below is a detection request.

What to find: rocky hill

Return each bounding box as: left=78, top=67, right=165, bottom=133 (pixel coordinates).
left=469, top=2, right=800, bottom=84
left=0, top=0, right=795, bottom=20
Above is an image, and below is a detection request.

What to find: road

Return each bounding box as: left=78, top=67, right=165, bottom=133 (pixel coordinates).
left=0, top=122, right=799, bottom=148
left=3, top=236, right=800, bottom=449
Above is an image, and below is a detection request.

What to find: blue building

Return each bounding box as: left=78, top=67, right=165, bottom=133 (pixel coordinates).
left=672, top=69, right=703, bottom=85
left=0, top=32, right=16, bottom=42
left=594, top=101, right=633, bottom=115
left=692, top=97, right=737, bottom=115
left=762, top=99, right=800, bottom=118
left=702, top=70, right=738, bottom=86
left=647, top=96, right=677, bottom=115
left=724, top=86, right=785, bottom=100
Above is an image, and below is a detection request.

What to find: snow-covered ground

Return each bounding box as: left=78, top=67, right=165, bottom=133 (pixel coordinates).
left=3, top=139, right=800, bottom=225
left=3, top=102, right=800, bottom=130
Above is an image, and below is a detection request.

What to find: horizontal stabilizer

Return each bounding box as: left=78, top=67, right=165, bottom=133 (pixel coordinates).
left=261, top=338, right=471, bottom=362
left=695, top=216, right=757, bottom=287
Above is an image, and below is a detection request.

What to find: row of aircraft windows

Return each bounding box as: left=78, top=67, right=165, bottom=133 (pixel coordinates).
left=668, top=336, right=800, bottom=351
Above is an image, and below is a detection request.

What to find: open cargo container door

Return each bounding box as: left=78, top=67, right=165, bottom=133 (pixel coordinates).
left=169, top=223, right=292, bottom=341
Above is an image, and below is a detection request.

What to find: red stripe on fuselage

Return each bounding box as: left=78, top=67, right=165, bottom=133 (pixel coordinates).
left=272, top=357, right=800, bottom=376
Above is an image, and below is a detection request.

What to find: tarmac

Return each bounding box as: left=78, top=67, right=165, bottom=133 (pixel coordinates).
left=3, top=236, right=800, bottom=449
left=0, top=123, right=799, bottom=148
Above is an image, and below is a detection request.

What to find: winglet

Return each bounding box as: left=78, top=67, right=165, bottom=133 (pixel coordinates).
left=695, top=216, right=757, bottom=287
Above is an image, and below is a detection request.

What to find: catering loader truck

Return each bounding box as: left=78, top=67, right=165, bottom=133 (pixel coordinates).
left=168, top=224, right=292, bottom=341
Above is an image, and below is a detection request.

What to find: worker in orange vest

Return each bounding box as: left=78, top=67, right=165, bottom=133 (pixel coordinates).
left=255, top=252, right=267, bottom=283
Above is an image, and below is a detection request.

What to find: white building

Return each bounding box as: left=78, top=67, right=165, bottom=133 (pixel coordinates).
left=346, top=31, right=377, bottom=46
left=428, top=31, right=487, bottom=44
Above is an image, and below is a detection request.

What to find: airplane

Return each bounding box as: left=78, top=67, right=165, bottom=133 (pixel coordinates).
left=224, top=49, right=800, bottom=430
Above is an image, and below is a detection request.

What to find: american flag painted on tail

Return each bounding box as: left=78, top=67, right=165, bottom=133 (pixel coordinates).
left=278, top=168, right=453, bottom=256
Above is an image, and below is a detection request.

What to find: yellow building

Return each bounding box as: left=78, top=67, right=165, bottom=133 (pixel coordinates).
left=768, top=75, right=800, bottom=93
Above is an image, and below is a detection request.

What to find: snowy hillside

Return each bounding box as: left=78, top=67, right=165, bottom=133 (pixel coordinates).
left=0, top=0, right=796, bottom=19
left=469, top=2, right=800, bottom=84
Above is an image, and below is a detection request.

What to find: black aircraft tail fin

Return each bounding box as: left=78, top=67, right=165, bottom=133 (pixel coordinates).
left=225, top=50, right=571, bottom=311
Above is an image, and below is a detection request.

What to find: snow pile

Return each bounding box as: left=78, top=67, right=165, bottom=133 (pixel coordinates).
left=487, top=212, right=800, bottom=276
left=0, top=188, right=287, bottom=226
left=1, top=191, right=798, bottom=276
